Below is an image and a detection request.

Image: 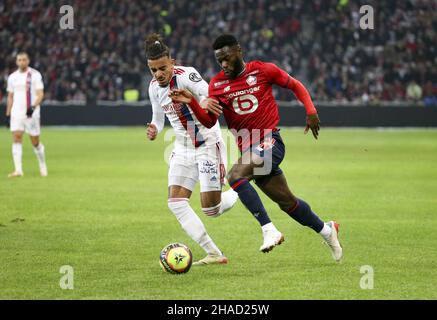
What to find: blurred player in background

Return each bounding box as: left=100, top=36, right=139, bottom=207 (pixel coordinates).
left=170, top=34, right=342, bottom=261
left=6, top=52, right=47, bottom=178
left=145, top=34, right=238, bottom=266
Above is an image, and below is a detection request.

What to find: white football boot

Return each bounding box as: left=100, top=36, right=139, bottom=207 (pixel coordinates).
left=193, top=254, right=229, bottom=266
left=260, top=225, right=285, bottom=253
left=323, top=221, right=343, bottom=262
left=7, top=171, right=23, bottom=178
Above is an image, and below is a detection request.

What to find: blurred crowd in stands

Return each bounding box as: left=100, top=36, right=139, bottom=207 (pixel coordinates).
left=0, top=0, right=436, bottom=106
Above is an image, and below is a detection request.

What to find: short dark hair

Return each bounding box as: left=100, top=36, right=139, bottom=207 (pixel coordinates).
left=17, top=51, right=29, bottom=58
left=212, top=34, right=239, bottom=50
left=145, top=33, right=170, bottom=60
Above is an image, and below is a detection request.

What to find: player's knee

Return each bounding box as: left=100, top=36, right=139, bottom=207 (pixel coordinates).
left=202, top=202, right=221, bottom=218
left=13, top=135, right=23, bottom=143
left=227, top=170, right=244, bottom=185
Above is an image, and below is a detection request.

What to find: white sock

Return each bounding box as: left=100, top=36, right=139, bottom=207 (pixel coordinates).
left=168, top=198, right=222, bottom=256
left=319, top=223, right=332, bottom=239
left=202, top=202, right=222, bottom=217
left=12, top=143, right=23, bottom=173
left=33, top=143, right=46, bottom=168
left=261, top=222, right=278, bottom=233
left=219, top=188, right=239, bottom=214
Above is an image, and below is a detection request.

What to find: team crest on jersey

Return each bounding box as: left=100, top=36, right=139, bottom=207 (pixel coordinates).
left=246, top=75, right=257, bottom=86
left=224, top=85, right=231, bottom=92
left=189, top=72, right=202, bottom=82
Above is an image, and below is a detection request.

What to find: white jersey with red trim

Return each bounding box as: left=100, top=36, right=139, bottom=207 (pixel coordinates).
left=7, top=67, right=44, bottom=119
left=148, top=66, right=222, bottom=148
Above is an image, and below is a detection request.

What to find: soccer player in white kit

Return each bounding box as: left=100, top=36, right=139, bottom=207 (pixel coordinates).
left=145, top=34, right=238, bottom=266
left=6, top=52, right=47, bottom=178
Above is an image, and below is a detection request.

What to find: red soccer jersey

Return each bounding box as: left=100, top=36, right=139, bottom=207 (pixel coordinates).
left=208, top=60, right=292, bottom=151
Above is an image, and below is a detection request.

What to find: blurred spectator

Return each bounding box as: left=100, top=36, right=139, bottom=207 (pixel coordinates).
left=0, top=0, right=435, bottom=105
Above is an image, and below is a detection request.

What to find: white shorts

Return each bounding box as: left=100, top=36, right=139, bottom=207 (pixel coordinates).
left=10, top=116, right=41, bottom=136
left=168, top=140, right=227, bottom=193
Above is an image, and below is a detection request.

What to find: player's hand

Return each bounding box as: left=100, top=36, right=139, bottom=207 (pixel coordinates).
left=200, top=98, right=222, bottom=117
left=146, top=123, right=158, bottom=141
left=5, top=115, right=10, bottom=128
left=26, top=106, right=35, bottom=118
left=304, top=113, right=320, bottom=140
left=168, top=89, right=193, bottom=104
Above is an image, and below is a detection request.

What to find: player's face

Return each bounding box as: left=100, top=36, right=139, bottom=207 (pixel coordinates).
left=148, top=56, right=174, bottom=87
left=16, top=54, right=30, bottom=71
left=214, top=45, right=244, bottom=79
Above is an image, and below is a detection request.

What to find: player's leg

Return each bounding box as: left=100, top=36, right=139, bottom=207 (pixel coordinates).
left=255, top=173, right=343, bottom=261
left=227, top=151, right=284, bottom=253
left=167, top=152, right=224, bottom=260
left=168, top=185, right=224, bottom=259
left=191, top=142, right=237, bottom=265
left=198, top=141, right=238, bottom=218
left=9, top=130, right=24, bottom=177
left=189, top=190, right=228, bottom=265
left=26, top=117, right=47, bottom=177
left=8, top=117, right=25, bottom=177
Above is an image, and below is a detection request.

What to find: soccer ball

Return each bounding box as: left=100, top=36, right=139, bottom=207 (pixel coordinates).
left=159, top=243, right=193, bottom=274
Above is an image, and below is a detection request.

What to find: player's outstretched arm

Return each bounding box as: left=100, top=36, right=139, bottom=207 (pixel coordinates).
left=169, top=89, right=218, bottom=128
left=287, top=77, right=320, bottom=140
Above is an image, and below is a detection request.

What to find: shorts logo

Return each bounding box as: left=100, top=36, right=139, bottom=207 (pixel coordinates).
left=199, top=160, right=217, bottom=174
left=224, top=85, right=231, bottom=92
left=210, top=176, right=217, bottom=182
left=189, top=72, right=202, bottom=82
left=246, top=75, right=257, bottom=86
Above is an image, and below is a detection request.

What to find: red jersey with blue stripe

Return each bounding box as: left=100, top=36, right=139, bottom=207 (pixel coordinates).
left=208, top=60, right=291, bottom=151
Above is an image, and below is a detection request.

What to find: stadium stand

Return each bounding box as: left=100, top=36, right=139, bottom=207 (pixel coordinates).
left=0, top=0, right=435, bottom=105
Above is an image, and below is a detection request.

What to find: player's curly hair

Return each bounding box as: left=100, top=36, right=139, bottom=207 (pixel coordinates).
left=212, top=34, right=239, bottom=50
left=145, top=33, right=170, bottom=60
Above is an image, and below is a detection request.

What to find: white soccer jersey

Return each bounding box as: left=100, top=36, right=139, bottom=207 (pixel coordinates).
left=148, top=66, right=222, bottom=148
left=7, top=67, right=44, bottom=119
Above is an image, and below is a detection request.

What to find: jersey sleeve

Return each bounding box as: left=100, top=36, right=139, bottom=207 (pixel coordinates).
left=7, top=75, right=14, bottom=93
left=148, top=84, right=165, bottom=133
left=35, top=72, right=44, bottom=90
left=179, top=67, right=209, bottom=103
left=261, top=62, right=291, bottom=88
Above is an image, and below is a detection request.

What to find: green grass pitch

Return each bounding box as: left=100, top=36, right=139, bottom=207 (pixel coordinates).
left=1, top=127, right=436, bottom=299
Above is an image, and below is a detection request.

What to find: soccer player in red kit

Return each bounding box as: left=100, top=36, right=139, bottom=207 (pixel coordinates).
left=169, top=34, right=342, bottom=261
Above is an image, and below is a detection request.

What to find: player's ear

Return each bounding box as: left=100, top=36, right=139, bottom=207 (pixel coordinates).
left=171, top=58, right=176, bottom=66
left=237, top=45, right=243, bottom=57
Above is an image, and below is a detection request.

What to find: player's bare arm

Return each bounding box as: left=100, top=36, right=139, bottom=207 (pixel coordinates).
left=168, top=88, right=193, bottom=104
left=170, top=89, right=222, bottom=117
left=33, top=89, right=44, bottom=107
left=169, top=88, right=218, bottom=128
left=27, top=89, right=44, bottom=117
